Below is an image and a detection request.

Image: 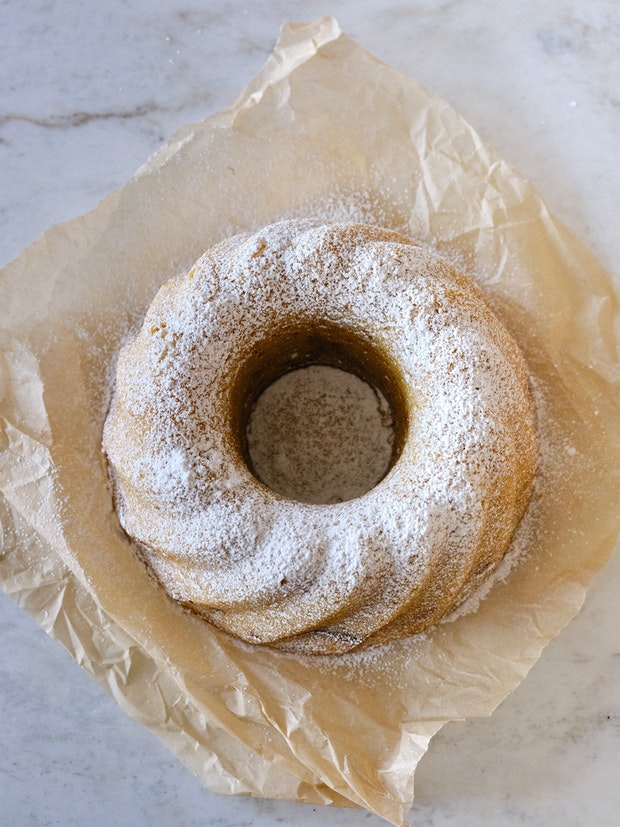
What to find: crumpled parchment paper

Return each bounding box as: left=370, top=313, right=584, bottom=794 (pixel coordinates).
left=1, top=17, right=620, bottom=827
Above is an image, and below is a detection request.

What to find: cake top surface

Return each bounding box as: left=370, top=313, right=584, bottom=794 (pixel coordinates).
left=103, top=220, right=537, bottom=648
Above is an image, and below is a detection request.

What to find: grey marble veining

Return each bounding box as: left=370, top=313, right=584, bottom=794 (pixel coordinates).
left=1, top=1, right=619, bottom=825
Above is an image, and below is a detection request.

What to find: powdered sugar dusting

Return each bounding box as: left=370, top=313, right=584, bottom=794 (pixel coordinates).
left=247, top=365, right=395, bottom=504
left=103, top=220, right=537, bottom=655
left=290, top=185, right=411, bottom=237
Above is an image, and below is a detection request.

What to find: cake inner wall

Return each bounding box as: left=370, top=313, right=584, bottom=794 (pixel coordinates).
left=234, top=324, right=408, bottom=505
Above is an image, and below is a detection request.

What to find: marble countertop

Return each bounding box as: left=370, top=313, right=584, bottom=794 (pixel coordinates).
left=1, top=1, right=618, bottom=825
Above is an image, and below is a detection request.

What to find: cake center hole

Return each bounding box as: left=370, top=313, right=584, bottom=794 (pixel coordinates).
left=245, top=365, right=396, bottom=504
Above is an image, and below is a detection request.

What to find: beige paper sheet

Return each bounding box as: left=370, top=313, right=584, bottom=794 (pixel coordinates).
left=1, top=17, right=620, bottom=827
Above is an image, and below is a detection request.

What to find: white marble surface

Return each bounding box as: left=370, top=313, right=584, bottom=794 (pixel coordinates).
left=1, top=1, right=619, bottom=825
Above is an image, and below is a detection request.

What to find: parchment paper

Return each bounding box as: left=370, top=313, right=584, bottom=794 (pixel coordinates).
left=1, top=17, right=620, bottom=826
